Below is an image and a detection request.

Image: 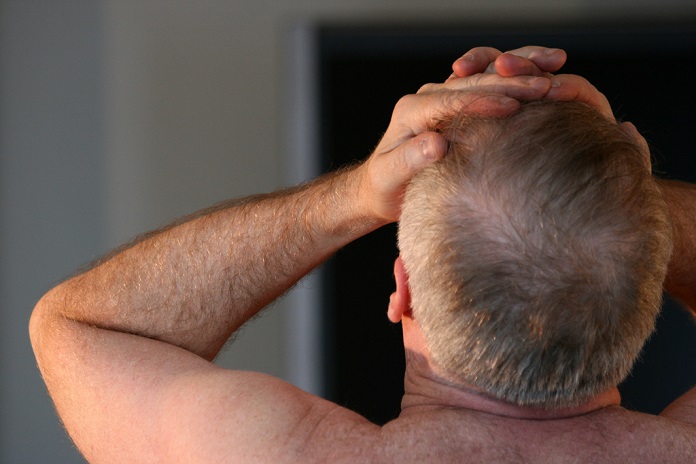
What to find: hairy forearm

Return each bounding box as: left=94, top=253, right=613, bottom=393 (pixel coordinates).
left=659, top=178, right=696, bottom=314
left=35, top=164, right=381, bottom=360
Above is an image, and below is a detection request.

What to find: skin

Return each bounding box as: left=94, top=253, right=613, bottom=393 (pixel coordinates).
left=30, top=47, right=696, bottom=463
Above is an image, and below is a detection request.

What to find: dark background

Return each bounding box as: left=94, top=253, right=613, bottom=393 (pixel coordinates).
left=316, top=21, right=696, bottom=425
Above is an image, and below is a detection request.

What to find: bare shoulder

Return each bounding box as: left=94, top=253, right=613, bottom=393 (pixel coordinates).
left=161, top=367, right=383, bottom=463
left=164, top=366, right=696, bottom=463
left=375, top=406, right=696, bottom=463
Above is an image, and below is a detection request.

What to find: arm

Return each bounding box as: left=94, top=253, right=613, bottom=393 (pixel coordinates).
left=658, top=178, right=696, bottom=425
left=30, top=84, right=538, bottom=462
left=659, top=178, right=696, bottom=314
left=31, top=169, right=389, bottom=463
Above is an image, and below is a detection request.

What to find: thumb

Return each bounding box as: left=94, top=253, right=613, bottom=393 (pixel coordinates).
left=366, top=131, right=447, bottom=222
left=384, top=132, right=447, bottom=190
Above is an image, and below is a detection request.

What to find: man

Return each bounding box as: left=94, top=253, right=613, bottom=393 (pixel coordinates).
left=30, top=47, right=696, bottom=462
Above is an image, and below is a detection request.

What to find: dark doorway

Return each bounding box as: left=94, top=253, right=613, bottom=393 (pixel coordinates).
left=317, top=21, right=696, bottom=424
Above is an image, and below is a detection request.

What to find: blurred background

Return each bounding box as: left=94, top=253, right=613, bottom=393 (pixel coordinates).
left=2, top=1, right=695, bottom=462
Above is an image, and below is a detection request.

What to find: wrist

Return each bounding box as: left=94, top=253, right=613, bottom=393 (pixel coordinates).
left=303, top=164, right=385, bottom=251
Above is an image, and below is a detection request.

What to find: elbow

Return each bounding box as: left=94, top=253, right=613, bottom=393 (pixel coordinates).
left=28, top=303, right=40, bottom=347
left=29, top=285, right=66, bottom=358
left=29, top=292, right=52, bottom=360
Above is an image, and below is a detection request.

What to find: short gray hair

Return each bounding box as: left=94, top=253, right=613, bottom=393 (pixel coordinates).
left=398, top=100, right=672, bottom=407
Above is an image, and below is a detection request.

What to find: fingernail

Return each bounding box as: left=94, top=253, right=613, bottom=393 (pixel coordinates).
left=462, top=53, right=475, bottom=61
left=420, top=138, right=436, bottom=160
left=544, top=48, right=560, bottom=56
left=551, top=80, right=561, bottom=88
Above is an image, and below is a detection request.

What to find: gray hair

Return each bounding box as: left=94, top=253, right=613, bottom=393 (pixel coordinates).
left=398, top=100, right=672, bottom=407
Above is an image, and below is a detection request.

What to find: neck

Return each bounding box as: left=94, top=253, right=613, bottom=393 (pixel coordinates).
left=399, top=318, right=621, bottom=421
left=401, top=357, right=621, bottom=420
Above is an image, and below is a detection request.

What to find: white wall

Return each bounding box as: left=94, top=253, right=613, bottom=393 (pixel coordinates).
left=2, top=0, right=695, bottom=462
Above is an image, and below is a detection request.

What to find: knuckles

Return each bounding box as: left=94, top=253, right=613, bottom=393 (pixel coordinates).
left=393, top=93, right=420, bottom=118
left=417, top=82, right=440, bottom=94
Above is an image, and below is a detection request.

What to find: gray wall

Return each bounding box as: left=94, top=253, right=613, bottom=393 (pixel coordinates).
left=2, top=0, right=695, bottom=462
left=1, top=2, right=105, bottom=461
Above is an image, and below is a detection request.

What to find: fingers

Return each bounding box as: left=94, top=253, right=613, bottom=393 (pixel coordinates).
left=546, top=74, right=614, bottom=120
left=450, top=47, right=502, bottom=78
left=492, top=53, right=547, bottom=77
left=449, top=46, right=566, bottom=80
left=385, top=90, right=519, bottom=149
left=361, top=132, right=446, bottom=222
left=448, top=48, right=613, bottom=120
left=495, top=46, right=567, bottom=75
left=363, top=90, right=522, bottom=222
left=371, top=132, right=447, bottom=196
left=423, top=74, right=552, bottom=103
left=391, top=132, right=447, bottom=178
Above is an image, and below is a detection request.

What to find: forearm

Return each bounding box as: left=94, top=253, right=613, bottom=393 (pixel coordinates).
left=35, top=164, right=381, bottom=360
left=28, top=80, right=537, bottom=364
left=659, top=178, right=696, bottom=314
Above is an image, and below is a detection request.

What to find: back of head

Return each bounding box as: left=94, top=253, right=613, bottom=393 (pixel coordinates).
left=398, top=100, right=672, bottom=408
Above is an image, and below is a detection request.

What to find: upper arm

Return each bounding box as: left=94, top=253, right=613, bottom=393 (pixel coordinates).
left=31, top=307, right=378, bottom=463
left=163, top=369, right=379, bottom=463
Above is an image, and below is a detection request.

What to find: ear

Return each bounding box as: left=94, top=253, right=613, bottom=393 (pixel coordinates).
left=388, top=256, right=412, bottom=323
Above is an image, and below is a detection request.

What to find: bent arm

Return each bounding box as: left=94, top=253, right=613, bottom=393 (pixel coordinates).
left=31, top=88, right=505, bottom=361
left=29, top=88, right=525, bottom=360
left=29, top=84, right=536, bottom=461
left=657, top=179, right=696, bottom=426
left=33, top=169, right=376, bottom=360
left=659, top=179, right=696, bottom=314
left=29, top=167, right=379, bottom=459
left=29, top=167, right=384, bottom=462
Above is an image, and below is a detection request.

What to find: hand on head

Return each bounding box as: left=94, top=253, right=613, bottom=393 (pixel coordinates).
left=358, top=45, right=646, bottom=225
left=450, top=45, right=614, bottom=120
left=358, top=49, right=564, bottom=223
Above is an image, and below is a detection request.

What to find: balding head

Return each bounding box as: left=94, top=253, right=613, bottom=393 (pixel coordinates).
left=398, top=100, right=672, bottom=407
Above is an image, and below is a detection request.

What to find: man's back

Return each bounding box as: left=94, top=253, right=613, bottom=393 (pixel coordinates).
left=385, top=406, right=695, bottom=462
left=299, top=403, right=696, bottom=462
